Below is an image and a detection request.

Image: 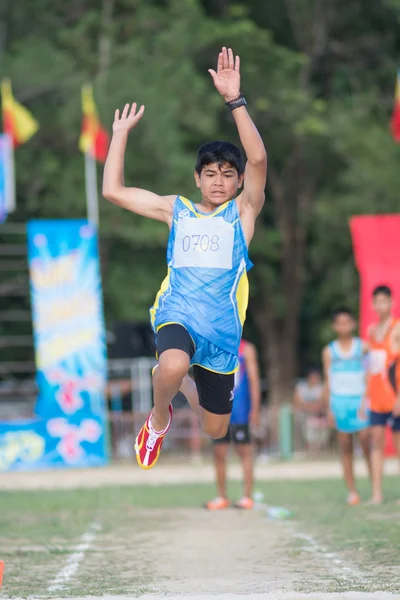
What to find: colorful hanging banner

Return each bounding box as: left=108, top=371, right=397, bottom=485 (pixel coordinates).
left=0, top=220, right=109, bottom=471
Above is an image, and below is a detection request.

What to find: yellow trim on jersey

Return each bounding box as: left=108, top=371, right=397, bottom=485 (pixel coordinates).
left=179, top=196, right=231, bottom=218
left=150, top=269, right=171, bottom=329
left=236, top=270, right=249, bottom=326
left=191, top=363, right=239, bottom=375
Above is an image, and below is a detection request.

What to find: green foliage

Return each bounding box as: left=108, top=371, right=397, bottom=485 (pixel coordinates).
left=1, top=0, right=400, bottom=380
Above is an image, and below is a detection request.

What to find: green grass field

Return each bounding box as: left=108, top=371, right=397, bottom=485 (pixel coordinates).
left=1, top=476, right=400, bottom=597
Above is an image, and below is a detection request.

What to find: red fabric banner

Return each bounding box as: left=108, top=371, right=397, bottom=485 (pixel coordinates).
left=350, top=215, right=400, bottom=338
left=350, top=215, right=400, bottom=457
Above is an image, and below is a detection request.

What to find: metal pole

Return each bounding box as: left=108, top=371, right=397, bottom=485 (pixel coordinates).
left=84, top=151, right=99, bottom=227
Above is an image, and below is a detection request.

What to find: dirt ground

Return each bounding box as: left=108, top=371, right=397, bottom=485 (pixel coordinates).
left=1, top=457, right=398, bottom=490
left=74, top=508, right=368, bottom=597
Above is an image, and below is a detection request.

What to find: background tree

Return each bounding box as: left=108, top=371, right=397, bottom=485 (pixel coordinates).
left=1, top=0, right=400, bottom=402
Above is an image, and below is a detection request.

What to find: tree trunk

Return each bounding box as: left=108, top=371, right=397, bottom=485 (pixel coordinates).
left=97, top=0, right=115, bottom=86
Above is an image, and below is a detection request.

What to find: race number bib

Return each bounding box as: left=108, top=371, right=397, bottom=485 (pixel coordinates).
left=173, top=217, right=234, bottom=270
left=368, top=349, right=387, bottom=375
left=330, top=372, right=365, bottom=396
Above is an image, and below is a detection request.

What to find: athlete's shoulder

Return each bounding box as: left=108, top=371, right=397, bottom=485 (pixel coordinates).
left=322, top=344, right=332, bottom=359
left=172, top=195, right=193, bottom=215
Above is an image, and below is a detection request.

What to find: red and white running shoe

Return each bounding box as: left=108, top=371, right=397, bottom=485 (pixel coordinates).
left=135, top=405, right=173, bottom=470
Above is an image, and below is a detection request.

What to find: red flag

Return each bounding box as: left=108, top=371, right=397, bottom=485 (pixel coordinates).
left=390, top=71, right=400, bottom=142
left=79, top=85, right=109, bottom=162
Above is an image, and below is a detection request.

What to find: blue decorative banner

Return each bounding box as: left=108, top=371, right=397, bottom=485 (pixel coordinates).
left=0, top=220, right=109, bottom=471
left=0, top=133, right=14, bottom=223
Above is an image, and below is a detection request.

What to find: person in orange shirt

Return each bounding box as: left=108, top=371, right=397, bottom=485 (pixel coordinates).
left=360, top=285, right=400, bottom=504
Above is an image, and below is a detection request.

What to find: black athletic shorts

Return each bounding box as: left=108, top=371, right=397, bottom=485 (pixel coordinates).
left=156, top=323, right=234, bottom=415
left=213, top=423, right=251, bottom=445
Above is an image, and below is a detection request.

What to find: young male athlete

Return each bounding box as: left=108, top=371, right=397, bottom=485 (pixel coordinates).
left=322, top=307, right=370, bottom=505
left=205, top=339, right=261, bottom=510
left=359, top=285, right=400, bottom=504
left=103, top=47, right=267, bottom=469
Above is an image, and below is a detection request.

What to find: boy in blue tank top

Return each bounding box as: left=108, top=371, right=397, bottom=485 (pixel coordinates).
left=322, top=307, right=371, bottom=505
left=103, top=47, right=267, bottom=469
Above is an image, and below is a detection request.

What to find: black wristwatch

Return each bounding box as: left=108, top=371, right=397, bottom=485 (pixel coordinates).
left=225, top=93, right=247, bottom=111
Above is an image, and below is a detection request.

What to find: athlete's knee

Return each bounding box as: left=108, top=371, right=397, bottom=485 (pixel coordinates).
left=157, top=352, right=189, bottom=385
left=204, top=421, right=229, bottom=440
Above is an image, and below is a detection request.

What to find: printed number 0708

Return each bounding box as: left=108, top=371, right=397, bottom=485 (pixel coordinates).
left=182, top=235, right=219, bottom=252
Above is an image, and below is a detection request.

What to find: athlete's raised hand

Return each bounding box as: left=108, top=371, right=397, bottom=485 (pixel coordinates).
left=208, top=47, right=241, bottom=102
left=113, top=102, right=145, bottom=134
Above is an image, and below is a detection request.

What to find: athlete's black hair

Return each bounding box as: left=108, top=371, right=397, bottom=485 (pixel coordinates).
left=372, top=285, right=392, bottom=298
left=331, top=306, right=354, bottom=321
left=195, top=140, right=244, bottom=176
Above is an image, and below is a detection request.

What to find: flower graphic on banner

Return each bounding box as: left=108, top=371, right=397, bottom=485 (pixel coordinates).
left=47, top=368, right=104, bottom=415
left=47, top=418, right=102, bottom=463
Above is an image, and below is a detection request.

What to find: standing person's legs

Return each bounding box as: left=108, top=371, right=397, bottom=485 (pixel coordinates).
left=357, top=427, right=372, bottom=480
left=368, top=411, right=390, bottom=504
left=232, top=425, right=254, bottom=508
left=337, top=431, right=359, bottom=504
left=368, top=427, right=386, bottom=504
left=205, top=436, right=231, bottom=510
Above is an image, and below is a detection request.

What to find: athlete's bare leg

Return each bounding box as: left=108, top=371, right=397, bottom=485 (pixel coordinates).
left=367, top=425, right=385, bottom=504
left=358, top=428, right=372, bottom=481
left=214, top=443, right=230, bottom=498
left=235, top=443, right=254, bottom=499
left=179, top=374, right=201, bottom=417
left=337, top=432, right=358, bottom=497
left=392, top=430, right=400, bottom=458
left=392, top=431, right=400, bottom=504
left=151, top=349, right=189, bottom=431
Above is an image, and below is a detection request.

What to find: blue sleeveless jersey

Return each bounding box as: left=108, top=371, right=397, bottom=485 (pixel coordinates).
left=231, top=346, right=251, bottom=424
left=329, top=337, right=368, bottom=433
left=150, top=196, right=253, bottom=356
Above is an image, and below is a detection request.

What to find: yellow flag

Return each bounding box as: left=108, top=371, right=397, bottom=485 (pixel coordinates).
left=1, top=79, right=39, bottom=147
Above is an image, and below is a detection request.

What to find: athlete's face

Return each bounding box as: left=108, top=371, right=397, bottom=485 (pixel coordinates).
left=332, top=313, right=355, bottom=338
left=372, top=293, right=392, bottom=319
left=194, top=162, right=244, bottom=207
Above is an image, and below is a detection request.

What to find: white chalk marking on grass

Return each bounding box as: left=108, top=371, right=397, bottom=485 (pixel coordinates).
left=289, top=528, right=367, bottom=584
left=48, top=521, right=101, bottom=592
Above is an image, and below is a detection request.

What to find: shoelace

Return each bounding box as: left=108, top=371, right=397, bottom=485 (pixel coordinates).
left=146, top=429, right=159, bottom=451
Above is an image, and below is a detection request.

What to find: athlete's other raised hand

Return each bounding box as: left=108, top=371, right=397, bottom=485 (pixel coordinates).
left=208, top=47, right=241, bottom=102
left=113, top=102, right=145, bottom=134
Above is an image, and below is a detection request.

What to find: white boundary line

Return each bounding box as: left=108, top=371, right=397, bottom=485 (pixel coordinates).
left=47, top=521, right=101, bottom=592
left=288, top=526, right=368, bottom=584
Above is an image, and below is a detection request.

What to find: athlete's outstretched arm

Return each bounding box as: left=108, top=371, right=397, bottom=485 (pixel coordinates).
left=103, top=103, right=175, bottom=225
left=209, top=47, right=267, bottom=218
